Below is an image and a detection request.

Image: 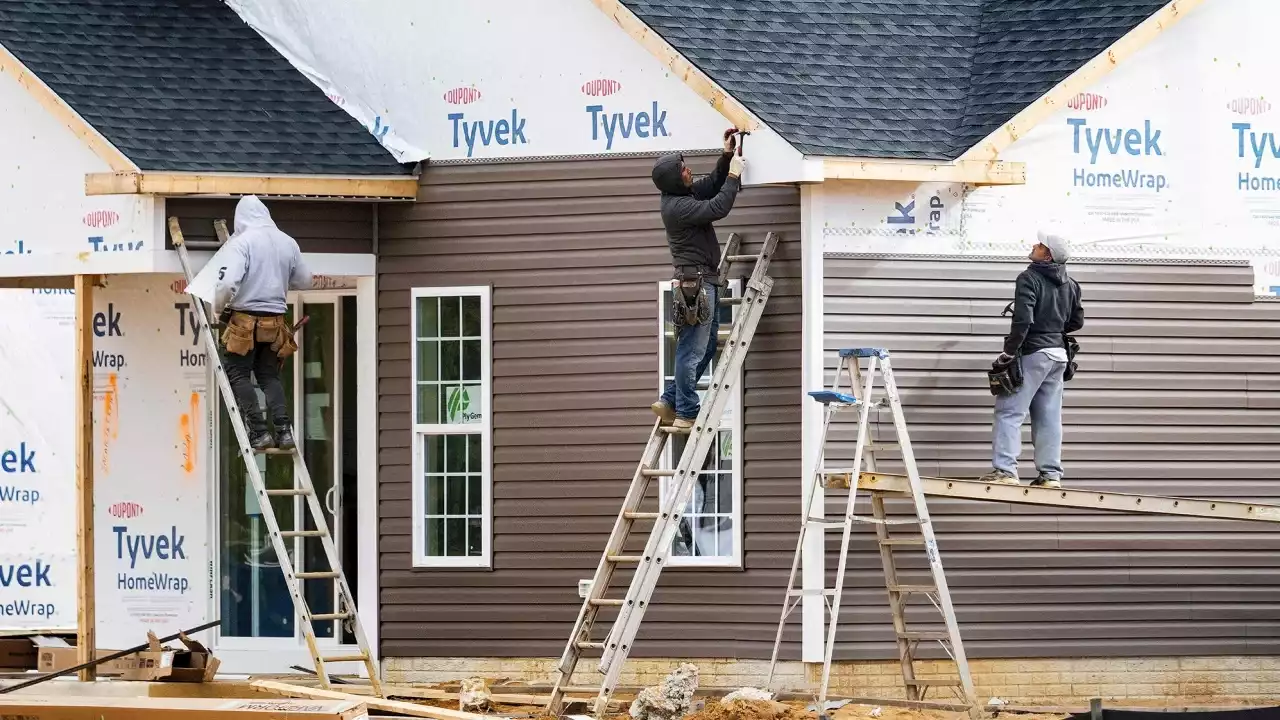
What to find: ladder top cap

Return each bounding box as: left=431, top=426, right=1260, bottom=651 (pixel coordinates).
left=839, top=347, right=889, bottom=358
left=809, top=390, right=859, bottom=405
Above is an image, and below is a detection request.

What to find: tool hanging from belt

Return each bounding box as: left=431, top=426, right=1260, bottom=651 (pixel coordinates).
left=988, top=301, right=1022, bottom=396
left=671, top=267, right=712, bottom=330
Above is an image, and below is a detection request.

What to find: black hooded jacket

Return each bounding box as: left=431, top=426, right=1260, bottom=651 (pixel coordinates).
left=1003, top=261, right=1085, bottom=356
left=651, top=151, right=740, bottom=280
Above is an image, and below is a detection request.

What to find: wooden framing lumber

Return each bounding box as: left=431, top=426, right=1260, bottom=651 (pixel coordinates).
left=85, top=172, right=419, bottom=200
left=0, top=46, right=137, bottom=173
left=249, top=680, right=488, bottom=720
left=830, top=472, right=1280, bottom=524
left=823, top=158, right=1026, bottom=186
left=73, top=274, right=96, bottom=681
left=961, top=0, right=1204, bottom=161
left=588, top=0, right=758, bottom=132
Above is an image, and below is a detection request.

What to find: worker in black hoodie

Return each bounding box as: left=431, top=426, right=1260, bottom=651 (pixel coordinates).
left=650, top=130, right=746, bottom=428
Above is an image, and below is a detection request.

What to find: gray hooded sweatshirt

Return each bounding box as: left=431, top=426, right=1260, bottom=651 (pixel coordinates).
left=213, top=196, right=312, bottom=315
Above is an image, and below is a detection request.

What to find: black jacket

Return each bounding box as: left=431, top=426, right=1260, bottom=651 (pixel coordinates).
left=1003, top=261, right=1084, bottom=356
left=651, top=151, right=740, bottom=280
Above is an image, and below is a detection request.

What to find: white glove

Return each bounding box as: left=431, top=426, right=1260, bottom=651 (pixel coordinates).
left=997, top=352, right=1014, bottom=364
left=729, top=155, right=746, bottom=179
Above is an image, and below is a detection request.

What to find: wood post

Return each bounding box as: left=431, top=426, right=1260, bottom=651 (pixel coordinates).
left=73, top=274, right=96, bottom=681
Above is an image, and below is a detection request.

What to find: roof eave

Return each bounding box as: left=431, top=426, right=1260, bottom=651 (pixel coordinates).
left=85, top=171, right=419, bottom=201
left=821, top=157, right=1026, bottom=186
left=961, top=0, right=1204, bottom=162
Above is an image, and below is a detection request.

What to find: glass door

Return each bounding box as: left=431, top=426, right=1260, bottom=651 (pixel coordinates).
left=215, top=293, right=359, bottom=651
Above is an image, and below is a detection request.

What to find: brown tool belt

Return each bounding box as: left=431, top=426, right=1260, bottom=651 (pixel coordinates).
left=220, top=311, right=298, bottom=359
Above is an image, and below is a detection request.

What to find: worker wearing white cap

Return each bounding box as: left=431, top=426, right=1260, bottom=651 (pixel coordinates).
left=980, top=231, right=1084, bottom=488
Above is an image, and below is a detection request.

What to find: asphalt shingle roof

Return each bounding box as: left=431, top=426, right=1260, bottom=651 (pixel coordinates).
left=620, top=0, right=1168, bottom=160
left=0, top=0, right=411, bottom=175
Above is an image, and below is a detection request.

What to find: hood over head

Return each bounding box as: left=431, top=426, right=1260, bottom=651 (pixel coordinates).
left=652, top=153, right=690, bottom=195
left=1030, top=260, right=1069, bottom=286
left=234, top=195, right=277, bottom=234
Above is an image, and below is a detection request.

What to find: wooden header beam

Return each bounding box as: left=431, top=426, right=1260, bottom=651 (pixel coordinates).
left=824, top=472, right=1280, bottom=524
left=823, top=158, right=1026, bottom=186
left=85, top=172, right=419, bottom=200
left=961, top=0, right=1204, bottom=162
left=589, top=0, right=759, bottom=133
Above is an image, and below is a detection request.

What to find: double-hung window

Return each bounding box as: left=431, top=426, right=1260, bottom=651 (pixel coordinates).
left=410, top=287, right=492, bottom=568
left=656, top=279, right=744, bottom=568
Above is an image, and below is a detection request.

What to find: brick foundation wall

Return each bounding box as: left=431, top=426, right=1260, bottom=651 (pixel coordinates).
left=382, top=656, right=1280, bottom=706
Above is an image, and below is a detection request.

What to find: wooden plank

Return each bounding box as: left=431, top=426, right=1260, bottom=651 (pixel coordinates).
left=249, top=680, right=489, bottom=720
left=0, top=695, right=368, bottom=719
left=823, top=158, right=1026, bottom=186
left=85, top=172, right=419, bottom=200
left=332, top=683, right=603, bottom=708
left=961, top=0, right=1205, bottom=161
left=0, top=276, right=74, bottom=289
left=0, top=47, right=137, bottom=173
left=840, top=472, right=1280, bottom=524
left=588, top=0, right=759, bottom=132
left=73, top=273, right=95, bottom=682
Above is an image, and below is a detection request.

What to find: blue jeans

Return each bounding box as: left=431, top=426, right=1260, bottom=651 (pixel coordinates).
left=992, top=350, right=1067, bottom=480
left=661, top=282, right=720, bottom=420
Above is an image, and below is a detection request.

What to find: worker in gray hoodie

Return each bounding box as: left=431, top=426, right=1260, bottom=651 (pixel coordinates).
left=212, top=196, right=313, bottom=451
left=980, top=231, right=1084, bottom=488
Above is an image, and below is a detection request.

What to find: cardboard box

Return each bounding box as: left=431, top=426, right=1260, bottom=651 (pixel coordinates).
left=32, top=638, right=131, bottom=676
left=0, top=639, right=36, bottom=670
left=0, top=695, right=370, bottom=719
left=32, top=632, right=219, bottom=682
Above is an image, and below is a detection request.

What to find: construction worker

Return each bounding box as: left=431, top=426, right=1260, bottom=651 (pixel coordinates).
left=212, top=196, right=312, bottom=452
left=649, top=130, right=746, bottom=428
left=980, top=231, right=1084, bottom=488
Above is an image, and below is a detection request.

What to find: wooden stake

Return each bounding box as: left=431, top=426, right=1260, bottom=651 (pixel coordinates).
left=74, top=274, right=96, bottom=681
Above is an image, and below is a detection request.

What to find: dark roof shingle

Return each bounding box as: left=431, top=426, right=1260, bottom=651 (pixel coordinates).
left=620, top=0, right=1167, bottom=160
left=0, top=0, right=411, bottom=175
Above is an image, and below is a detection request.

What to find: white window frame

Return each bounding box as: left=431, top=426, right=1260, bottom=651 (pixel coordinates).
left=655, top=279, right=745, bottom=569
left=410, top=285, right=493, bottom=569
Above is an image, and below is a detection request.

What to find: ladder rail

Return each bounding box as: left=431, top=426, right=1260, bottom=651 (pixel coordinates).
left=168, top=218, right=381, bottom=695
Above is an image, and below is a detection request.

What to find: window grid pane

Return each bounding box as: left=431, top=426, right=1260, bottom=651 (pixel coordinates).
left=415, top=294, right=483, bottom=426
left=422, top=432, right=484, bottom=558
left=660, top=283, right=738, bottom=561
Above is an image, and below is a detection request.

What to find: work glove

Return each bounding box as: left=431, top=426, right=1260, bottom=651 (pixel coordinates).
left=996, top=352, right=1014, bottom=365
left=729, top=155, right=746, bottom=179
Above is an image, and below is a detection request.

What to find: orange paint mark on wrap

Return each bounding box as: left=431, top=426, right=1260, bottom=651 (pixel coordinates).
left=181, top=392, right=199, bottom=474
left=101, top=372, right=118, bottom=474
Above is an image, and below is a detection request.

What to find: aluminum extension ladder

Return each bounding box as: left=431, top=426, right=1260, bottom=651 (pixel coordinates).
left=547, top=232, right=779, bottom=718
left=767, top=348, right=978, bottom=719
left=167, top=217, right=382, bottom=695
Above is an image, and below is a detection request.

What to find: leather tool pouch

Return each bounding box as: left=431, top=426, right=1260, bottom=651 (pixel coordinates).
left=671, top=269, right=711, bottom=330
left=254, top=315, right=298, bottom=360
left=988, top=353, right=1023, bottom=397
left=220, top=312, right=256, bottom=356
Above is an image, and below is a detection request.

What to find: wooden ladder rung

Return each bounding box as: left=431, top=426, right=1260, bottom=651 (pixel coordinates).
left=589, top=599, right=625, bottom=607
left=319, top=654, right=369, bottom=663
left=624, top=511, right=659, bottom=520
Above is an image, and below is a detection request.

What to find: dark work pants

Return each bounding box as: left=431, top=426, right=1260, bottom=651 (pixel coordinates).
left=223, top=340, right=290, bottom=435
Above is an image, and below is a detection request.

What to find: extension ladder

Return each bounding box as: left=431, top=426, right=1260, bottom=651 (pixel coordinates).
left=167, top=217, right=381, bottom=695
left=767, top=348, right=978, bottom=719
left=547, top=232, right=779, bottom=718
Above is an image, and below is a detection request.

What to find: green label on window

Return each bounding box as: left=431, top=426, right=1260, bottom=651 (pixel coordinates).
left=446, top=386, right=481, bottom=424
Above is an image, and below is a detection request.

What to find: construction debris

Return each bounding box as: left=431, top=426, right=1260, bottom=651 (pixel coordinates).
left=0, top=694, right=368, bottom=719
left=250, top=679, right=490, bottom=720
left=629, top=663, right=700, bottom=720
left=722, top=688, right=774, bottom=704
left=459, top=677, right=492, bottom=711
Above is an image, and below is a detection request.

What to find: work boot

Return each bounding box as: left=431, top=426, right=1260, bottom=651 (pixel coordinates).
left=275, top=425, right=296, bottom=452
left=249, top=429, right=274, bottom=453
left=978, top=469, right=1019, bottom=485
left=672, top=417, right=695, bottom=430
left=1030, top=475, right=1062, bottom=489
left=650, top=400, right=676, bottom=426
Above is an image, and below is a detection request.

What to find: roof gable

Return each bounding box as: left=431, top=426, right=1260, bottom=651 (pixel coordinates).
left=0, top=0, right=411, bottom=176
left=620, top=0, right=1169, bottom=160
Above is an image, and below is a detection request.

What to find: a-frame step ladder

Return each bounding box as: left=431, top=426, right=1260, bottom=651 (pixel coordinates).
left=767, top=348, right=978, bottom=719
left=167, top=217, right=381, bottom=695
left=547, top=232, right=779, bottom=718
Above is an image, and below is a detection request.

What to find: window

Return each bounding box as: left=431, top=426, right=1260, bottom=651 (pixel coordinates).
left=657, top=280, right=744, bottom=568
left=411, top=287, right=491, bottom=568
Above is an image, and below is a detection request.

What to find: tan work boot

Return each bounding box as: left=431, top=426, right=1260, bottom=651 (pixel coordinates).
left=672, top=417, right=695, bottom=430
left=650, top=400, right=676, bottom=425
left=978, top=469, right=1020, bottom=485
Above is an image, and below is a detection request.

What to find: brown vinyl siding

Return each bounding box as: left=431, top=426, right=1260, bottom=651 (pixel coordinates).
left=165, top=198, right=375, bottom=253
left=823, top=256, right=1280, bottom=659
left=377, top=153, right=801, bottom=660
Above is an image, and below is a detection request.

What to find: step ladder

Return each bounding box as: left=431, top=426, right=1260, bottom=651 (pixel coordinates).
left=547, top=232, right=779, bottom=718
left=167, top=217, right=381, bottom=695
left=766, top=348, right=977, bottom=719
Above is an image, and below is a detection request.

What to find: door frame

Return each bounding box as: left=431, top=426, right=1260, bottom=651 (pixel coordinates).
left=205, top=279, right=377, bottom=675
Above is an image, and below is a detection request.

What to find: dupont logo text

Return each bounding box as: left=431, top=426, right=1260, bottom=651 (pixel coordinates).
left=581, top=79, right=622, bottom=97
left=444, top=87, right=482, bottom=105
left=1066, top=92, right=1108, bottom=112
left=109, top=502, right=144, bottom=519
left=83, top=210, right=120, bottom=228
left=1228, top=96, right=1271, bottom=117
